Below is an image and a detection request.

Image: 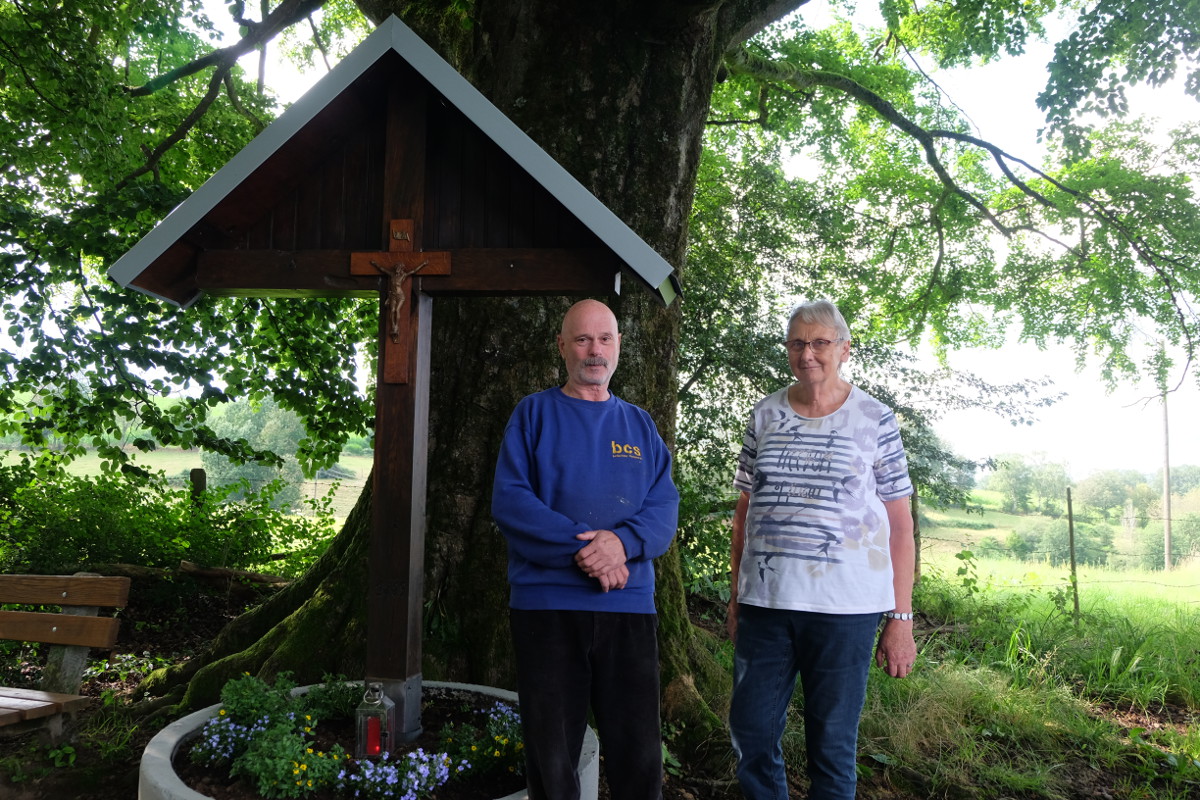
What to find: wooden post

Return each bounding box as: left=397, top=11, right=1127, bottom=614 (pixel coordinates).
left=364, top=78, right=431, bottom=743
left=366, top=289, right=430, bottom=741
left=1162, top=389, right=1172, bottom=571
left=1067, top=488, right=1080, bottom=626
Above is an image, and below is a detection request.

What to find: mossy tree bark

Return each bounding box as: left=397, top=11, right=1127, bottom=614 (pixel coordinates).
left=140, top=0, right=804, bottom=762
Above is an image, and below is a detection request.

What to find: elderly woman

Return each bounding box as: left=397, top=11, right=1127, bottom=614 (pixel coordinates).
left=725, top=299, right=917, bottom=800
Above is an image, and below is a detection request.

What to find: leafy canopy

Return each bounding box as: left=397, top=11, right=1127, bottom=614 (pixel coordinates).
left=1, top=0, right=1198, bottom=509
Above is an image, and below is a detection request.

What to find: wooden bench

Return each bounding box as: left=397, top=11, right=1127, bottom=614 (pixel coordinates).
left=0, top=573, right=130, bottom=739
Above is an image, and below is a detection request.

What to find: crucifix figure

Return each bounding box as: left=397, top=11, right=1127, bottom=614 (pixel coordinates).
left=373, top=258, right=429, bottom=343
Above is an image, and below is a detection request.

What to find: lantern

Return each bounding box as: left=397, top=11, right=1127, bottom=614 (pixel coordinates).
left=355, top=682, right=396, bottom=759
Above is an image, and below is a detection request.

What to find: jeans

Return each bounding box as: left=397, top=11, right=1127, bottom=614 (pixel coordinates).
left=728, top=604, right=880, bottom=800
left=510, top=609, right=663, bottom=800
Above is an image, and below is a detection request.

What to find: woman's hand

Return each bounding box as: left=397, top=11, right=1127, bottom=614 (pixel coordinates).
left=725, top=597, right=739, bottom=642
left=875, top=618, right=917, bottom=678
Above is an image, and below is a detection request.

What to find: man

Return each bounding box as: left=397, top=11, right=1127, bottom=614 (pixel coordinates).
left=492, top=299, right=680, bottom=800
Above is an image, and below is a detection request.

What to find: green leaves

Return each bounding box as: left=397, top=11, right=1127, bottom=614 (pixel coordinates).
left=0, top=0, right=377, bottom=480
left=1038, top=0, right=1200, bottom=157
left=881, top=0, right=1056, bottom=67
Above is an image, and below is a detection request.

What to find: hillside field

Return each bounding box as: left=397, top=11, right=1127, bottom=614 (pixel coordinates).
left=919, top=489, right=1200, bottom=608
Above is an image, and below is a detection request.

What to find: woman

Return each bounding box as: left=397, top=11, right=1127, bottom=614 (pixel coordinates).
left=726, top=299, right=917, bottom=800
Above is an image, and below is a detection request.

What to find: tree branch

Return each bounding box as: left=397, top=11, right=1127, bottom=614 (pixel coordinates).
left=125, top=0, right=327, bottom=97
left=113, top=66, right=228, bottom=191
left=724, top=45, right=1199, bottom=357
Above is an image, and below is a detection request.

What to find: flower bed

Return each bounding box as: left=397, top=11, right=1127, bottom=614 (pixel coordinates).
left=139, top=676, right=582, bottom=800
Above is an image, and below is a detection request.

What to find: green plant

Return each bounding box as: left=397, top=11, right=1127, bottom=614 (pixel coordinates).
left=47, top=744, right=75, bottom=768
left=83, top=650, right=171, bottom=684
left=955, top=549, right=980, bottom=596
left=302, top=676, right=362, bottom=722
left=188, top=674, right=517, bottom=799
left=438, top=700, right=525, bottom=779
left=80, top=694, right=139, bottom=762
left=231, top=723, right=347, bottom=799
left=661, top=722, right=686, bottom=778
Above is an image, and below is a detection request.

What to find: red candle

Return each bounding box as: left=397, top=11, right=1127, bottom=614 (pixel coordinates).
left=366, top=716, right=381, bottom=756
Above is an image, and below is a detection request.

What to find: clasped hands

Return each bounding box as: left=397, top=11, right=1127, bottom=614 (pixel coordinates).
left=575, top=530, right=628, bottom=592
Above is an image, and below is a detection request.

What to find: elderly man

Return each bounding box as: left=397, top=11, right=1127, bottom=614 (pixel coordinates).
left=492, top=299, right=680, bottom=800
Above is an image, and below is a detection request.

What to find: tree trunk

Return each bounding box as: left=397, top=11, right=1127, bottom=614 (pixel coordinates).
left=139, top=0, right=805, bottom=766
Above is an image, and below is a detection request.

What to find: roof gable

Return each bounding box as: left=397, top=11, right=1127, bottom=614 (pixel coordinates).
left=108, top=15, right=679, bottom=307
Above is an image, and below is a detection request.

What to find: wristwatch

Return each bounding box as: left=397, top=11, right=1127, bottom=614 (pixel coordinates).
left=882, top=610, right=914, bottom=621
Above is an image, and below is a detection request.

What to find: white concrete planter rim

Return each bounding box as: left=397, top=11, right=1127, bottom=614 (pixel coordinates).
left=137, top=680, right=599, bottom=800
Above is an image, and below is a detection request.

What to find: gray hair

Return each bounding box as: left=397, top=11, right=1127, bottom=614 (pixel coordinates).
left=786, top=299, right=851, bottom=341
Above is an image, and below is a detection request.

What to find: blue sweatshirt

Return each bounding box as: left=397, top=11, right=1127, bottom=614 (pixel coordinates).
left=492, top=387, right=679, bottom=613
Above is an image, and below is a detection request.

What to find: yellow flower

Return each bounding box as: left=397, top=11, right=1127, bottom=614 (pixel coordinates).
left=301, top=764, right=308, bottom=771
left=471, top=745, right=478, bottom=752
left=218, top=709, right=226, bottom=716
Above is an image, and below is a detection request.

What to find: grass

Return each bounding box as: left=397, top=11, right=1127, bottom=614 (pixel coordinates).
left=850, top=564, right=1200, bottom=798
left=811, top=489, right=1200, bottom=798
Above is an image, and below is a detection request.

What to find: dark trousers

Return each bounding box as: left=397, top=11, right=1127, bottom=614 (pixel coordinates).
left=729, top=604, right=880, bottom=800
left=510, top=608, right=663, bottom=800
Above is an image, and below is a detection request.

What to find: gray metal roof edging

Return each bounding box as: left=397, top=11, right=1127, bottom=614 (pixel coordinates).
left=107, top=15, right=678, bottom=307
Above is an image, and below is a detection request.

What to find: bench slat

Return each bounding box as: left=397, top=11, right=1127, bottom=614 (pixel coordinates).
left=0, top=687, right=90, bottom=723
left=0, top=610, right=120, bottom=648
left=0, top=575, right=130, bottom=608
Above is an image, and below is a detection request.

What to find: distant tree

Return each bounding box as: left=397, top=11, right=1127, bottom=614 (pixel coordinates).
left=201, top=399, right=305, bottom=509
left=1031, top=459, right=1071, bottom=517
left=1006, top=530, right=1038, bottom=561
left=1033, top=519, right=1112, bottom=567
left=985, top=454, right=1035, bottom=513
left=976, top=535, right=1006, bottom=558
left=1159, top=464, right=1200, bottom=497
left=1074, top=469, right=1152, bottom=521
left=1134, top=515, right=1200, bottom=570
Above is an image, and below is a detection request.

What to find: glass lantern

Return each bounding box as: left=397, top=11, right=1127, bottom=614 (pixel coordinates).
left=355, top=682, right=396, bottom=759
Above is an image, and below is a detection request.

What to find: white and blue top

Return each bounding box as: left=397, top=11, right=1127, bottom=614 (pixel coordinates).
left=733, top=385, right=913, bottom=614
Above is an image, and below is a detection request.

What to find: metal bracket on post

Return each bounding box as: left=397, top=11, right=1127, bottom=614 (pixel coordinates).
left=384, top=675, right=424, bottom=742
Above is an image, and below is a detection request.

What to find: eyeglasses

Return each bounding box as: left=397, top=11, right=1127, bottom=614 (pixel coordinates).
left=783, top=337, right=845, bottom=354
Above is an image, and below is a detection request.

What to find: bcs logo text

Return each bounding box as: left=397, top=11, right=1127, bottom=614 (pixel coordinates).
left=611, top=441, right=642, bottom=459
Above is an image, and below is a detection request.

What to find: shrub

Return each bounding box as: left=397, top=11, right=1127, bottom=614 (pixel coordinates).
left=0, top=463, right=334, bottom=573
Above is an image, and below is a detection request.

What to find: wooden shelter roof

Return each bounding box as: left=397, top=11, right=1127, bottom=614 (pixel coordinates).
left=107, top=15, right=679, bottom=307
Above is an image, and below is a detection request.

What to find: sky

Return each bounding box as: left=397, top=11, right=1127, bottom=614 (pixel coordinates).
left=932, top=345, right=1196, bottom=480
left=222, top=5, right=1200, bottom=480
left=897, top=15, right=1200, bottom=479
